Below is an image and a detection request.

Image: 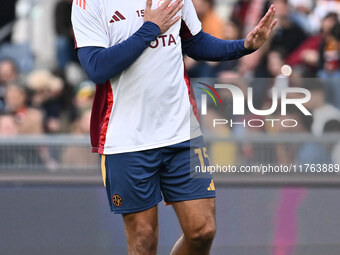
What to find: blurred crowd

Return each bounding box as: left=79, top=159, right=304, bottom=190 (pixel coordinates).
left=0, top=0, right=339, bottom=144
left=0, top=0, right=93, bottom=137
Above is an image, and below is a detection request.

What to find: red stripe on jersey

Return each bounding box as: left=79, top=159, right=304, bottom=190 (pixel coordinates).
left=184, top=67, right=199, bottom=122
left=112, top=15, right=120, bottom=22
left=90, top=81, right=114, bottom=154
left=180, top=20, right=194, bottom=41
left=76, top=0, right=86, bottom=10
left=115, top=11, right=126, bottom=20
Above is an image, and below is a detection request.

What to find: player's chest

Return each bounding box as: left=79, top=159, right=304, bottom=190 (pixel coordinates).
left=101, top=0, right=181, bottom=44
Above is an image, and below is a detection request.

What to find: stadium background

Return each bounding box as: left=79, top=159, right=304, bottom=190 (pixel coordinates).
left=1, top=0, right=340, bottom=254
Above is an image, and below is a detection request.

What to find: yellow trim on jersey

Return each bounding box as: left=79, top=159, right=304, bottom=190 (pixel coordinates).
left=101, top=155, right=106, bottom=187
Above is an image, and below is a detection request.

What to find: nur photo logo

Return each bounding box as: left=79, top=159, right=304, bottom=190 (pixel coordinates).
left=198, top=82, right=223, bottom=115
left=198, top=82, right=312, bottom=129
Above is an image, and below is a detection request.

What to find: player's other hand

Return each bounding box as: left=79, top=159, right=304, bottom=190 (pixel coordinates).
left=144, top=0, right=183, bottom=34
left=244, top=5, right=278, bottom=50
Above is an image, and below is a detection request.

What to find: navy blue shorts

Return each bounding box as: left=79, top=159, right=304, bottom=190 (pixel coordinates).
left=100, top=136, right=216, bottom=214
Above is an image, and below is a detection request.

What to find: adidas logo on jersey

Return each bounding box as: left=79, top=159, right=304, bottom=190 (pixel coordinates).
left=110, top=11, right=126, bottom=23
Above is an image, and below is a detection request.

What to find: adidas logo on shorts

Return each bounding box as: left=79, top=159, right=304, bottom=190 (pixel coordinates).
left=207, top=179, right=215, bottom=191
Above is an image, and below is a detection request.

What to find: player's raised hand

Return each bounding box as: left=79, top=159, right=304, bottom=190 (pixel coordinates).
left=244, top=5, right=278, bottom=50
left=144, top=0, right=183, bottom=34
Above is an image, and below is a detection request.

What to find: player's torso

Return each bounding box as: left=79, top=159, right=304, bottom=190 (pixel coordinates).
left=96, top=0, right=200, bottom=154
left=98, top=0, right=184, bottom=100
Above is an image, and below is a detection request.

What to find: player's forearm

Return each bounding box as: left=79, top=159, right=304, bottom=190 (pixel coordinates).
left=77, top=21, right=160, bottom=84
left=182, top=31, right=255, bottom=61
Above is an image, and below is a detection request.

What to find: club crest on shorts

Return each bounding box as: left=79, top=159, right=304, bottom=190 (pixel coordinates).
left=112, top=194, right=123, bottom=207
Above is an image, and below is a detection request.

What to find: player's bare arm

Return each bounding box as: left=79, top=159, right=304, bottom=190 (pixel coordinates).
left=244, top=5, right=278, bottom=50
left=144, top=0, right=183, bottom=33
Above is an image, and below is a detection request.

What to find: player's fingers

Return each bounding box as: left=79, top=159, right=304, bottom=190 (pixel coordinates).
left=160, top=0, right=172, bottom=10
left=249, top=26, right=259, bottom=39
left=267, top=7, right=276, bottom=28
left=168, top=15, right=181, bottom=27
left=265, top=19, right=277, bottom=38
left=258, top=5, right=274, bottom=28
left=168, top=0, right=183, bottom=18
left=269, top=19, right=278, bottom=30
left=258, top=13, right=270, bottom=29
left=146, top=0, right=152, bottom=11
left=167, top=0, right=181, bottom=9
left=167, top=0, right=182, bottom=13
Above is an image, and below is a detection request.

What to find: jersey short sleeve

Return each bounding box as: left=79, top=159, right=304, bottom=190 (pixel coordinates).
left=71, top=0, right=109, bottom=49
left=180, top=0, right=202, bottom=39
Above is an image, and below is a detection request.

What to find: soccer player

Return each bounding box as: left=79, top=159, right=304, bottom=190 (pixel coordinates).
left=72, top=0, right=277, bottom=254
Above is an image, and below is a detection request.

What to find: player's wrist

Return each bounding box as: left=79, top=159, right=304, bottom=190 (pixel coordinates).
left=143, top=21, right=161, bottom=36
left=242, top=38, right=257, bottom=53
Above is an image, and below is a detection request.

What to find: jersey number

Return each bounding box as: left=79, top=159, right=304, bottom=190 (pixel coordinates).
left=136, top=9, right=145, bottom=17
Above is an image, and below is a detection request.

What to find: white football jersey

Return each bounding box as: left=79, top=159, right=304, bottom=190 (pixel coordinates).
left=72, top=0, right=202, bottom=154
